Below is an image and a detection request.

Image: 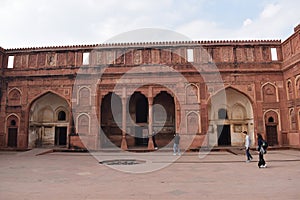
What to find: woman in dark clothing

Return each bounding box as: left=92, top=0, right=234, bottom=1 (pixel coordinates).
left=257, top=133, right=267, bottom=168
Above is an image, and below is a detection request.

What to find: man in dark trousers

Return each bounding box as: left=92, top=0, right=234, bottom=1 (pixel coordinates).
left=243, top=131, right=253, bottom=162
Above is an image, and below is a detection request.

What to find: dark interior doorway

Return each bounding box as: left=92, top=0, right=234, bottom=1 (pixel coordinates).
left=266, top=125, right=278, bottom=146
left=217, top=125, right=231, bottom=146
left=8, top=128, right=17, bottom=147
left=136, top=97, right=148, bottom=123
left=55, top=127, right=67, bottom=146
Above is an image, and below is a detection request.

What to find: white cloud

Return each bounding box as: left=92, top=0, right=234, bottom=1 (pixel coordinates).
left=235, top=0, right=300, bottom=40
left=178, top=0, right=300, bottom=41
left=260, top=3, right=281, bottom=19
left=243, top=19, right=253, bottom=27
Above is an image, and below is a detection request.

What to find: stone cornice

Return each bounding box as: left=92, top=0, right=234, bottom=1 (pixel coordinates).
left=4, top=39, right=282, bottom=53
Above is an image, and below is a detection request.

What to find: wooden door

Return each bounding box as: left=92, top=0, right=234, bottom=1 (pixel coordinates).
left=8, top=128, right=17, bottom=147
left=266, top=125, right=278, bottom=146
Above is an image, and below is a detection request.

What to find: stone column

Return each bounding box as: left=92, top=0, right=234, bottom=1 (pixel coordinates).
left=148, top=96, right=154, bottom=150
left=97, top=96, right=102, bottom=150
left=121, top=88, right=128, bottom=150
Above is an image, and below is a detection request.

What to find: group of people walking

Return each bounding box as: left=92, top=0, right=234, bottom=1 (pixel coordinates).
left=243, top=131, right=268, bottom=168
left=161, top=130, right=268, bottom=168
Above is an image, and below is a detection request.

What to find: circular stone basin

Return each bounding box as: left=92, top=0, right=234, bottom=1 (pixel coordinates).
left=99, top=159, right=146, bottom=165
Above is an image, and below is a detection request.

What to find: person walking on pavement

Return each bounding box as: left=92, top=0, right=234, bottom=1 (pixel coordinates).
left=173, top=133, right=180, bottom=155
left=243, top=131, right=253, bottom=162
left=257, top=133, right=267, bottom=168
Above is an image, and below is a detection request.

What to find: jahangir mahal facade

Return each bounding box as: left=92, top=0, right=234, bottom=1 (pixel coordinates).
left=1, top=25, right=300, bottom=151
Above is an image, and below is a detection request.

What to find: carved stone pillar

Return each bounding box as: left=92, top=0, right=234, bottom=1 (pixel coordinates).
left=148, top=96, right=154, bottom=150
left=121, top=88, right=128, bottom=150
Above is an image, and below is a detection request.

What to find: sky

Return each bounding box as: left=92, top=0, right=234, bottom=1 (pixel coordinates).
left=0, top=0, right=299, bottom=49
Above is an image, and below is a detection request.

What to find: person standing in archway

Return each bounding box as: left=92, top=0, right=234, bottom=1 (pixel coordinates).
left=173, top=133, right=180, bottom=155
left=243, top=131, right=253, bottom=162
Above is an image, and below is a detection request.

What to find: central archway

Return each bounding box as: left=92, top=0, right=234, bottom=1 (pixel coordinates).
left=208, top=87, right=254, bottom=146
left=99, top=90, right=176, bottom=149
left=129, top=92, right=149, bottom=146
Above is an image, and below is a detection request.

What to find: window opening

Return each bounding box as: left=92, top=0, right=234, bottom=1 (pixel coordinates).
left=58, top=111, right=66, bottom=121
left=82, top=52, right=90, bottom=65
left=187, top=49, right=194, bottom=62
left=8, top=56, right=14, bottom=68
left=271, top=48, right=278, bottom=61
left=268, top=117, right=274, bottom=123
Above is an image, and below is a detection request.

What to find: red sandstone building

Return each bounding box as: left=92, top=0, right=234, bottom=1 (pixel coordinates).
left=1, top=25, right=300, bottom=151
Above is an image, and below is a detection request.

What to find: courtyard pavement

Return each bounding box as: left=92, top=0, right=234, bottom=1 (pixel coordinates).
left=0, top=148, right=300, bottom=200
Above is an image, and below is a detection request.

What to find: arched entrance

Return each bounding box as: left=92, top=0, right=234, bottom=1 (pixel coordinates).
left=208, top=88, right=254, bottom=146
left=153, top=91, right=175, bottom=147
left=129, top=92, right=149, bottom=146
left=28, top=92, right=70, bottom=148
left=100, top=92, right=123, bottom=148
left=7, top=115, right=19, bottom=148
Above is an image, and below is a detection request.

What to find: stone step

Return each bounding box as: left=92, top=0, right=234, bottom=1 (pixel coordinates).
left=17, top=148, right=53, bottom=156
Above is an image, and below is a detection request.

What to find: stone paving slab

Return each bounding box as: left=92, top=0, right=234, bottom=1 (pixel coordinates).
left=0, top=150, right=299, bottom=200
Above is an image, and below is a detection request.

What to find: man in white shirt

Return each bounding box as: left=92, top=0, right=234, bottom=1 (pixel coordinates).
left=243, top=131, right=253, bottom=162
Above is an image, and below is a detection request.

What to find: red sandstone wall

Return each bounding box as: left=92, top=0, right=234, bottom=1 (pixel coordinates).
left=281, top=26, right=300, bottom=146
left=1, top=31, right=300, bottom=149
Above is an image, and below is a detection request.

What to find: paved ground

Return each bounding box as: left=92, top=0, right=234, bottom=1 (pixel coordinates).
left=0, top=149, right=300, bottom=200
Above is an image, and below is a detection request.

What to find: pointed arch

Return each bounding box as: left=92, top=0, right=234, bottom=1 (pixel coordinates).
left=8, top=87, right=22, bottom=106
left=55, top=106, right=68, bottom=122
left=76, top=113, right=91, bottom=135
left=77, top=86, right=91, bottom=106
left=261, top=82, right=279, bottom=102
left=6, top=113, right=21, bottom=125
left=208, top=86, right=254, bottom=120
left=207, top=85, right=254, bottom=105
left=186, top=111, right=200, bottom=134
left=286, top=79, right=294, bottom=100
left=8, top=87, right=22, bottom=96
left=231, top=103, right=246, bottom=120
left=185, top=83, right=199, bottom=104
left=28, top=90, right=71, bottom=109
left=263, top=109, right=280, bottom=126
left=289, top=108, right=296, bottom=130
